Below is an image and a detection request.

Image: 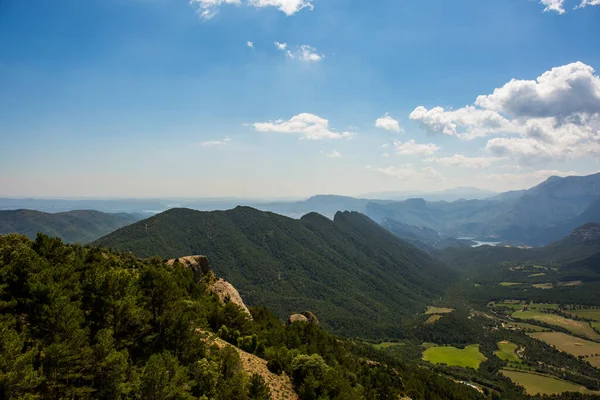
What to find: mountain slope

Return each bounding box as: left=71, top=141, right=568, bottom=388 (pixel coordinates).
left=439, top=223, right=600, bottom=272
left=0, top=209, right=141, bottom=243
left=94, top=207, right=455, bottom=338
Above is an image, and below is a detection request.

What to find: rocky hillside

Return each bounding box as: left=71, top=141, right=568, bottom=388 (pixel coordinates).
left=93, top=207, right=456, bottom=339
left=168, top=255, right=252, bottom=318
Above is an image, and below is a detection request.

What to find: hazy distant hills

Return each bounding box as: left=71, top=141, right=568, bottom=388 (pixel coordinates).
left=0, top=209, right=142, bottom=243
left=439, top=223, right=600, bottom=273
left=4, top=172, right=600, bottom=247
left=361, top=187, right=498, bottom=202
left=93, top=207, right=454, bottom=338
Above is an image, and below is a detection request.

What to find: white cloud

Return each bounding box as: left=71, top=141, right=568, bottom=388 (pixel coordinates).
left=409, top=105, right=513, bottom=139
left=252, top=113, right=354, bottom=140
left=248, top=0, right=314, bottom=15
left=274, top=41, right=287, bottom=50
left=275, top=42, right=323, bottom=62
left=409, top=62, right=600, bottom=165
left=474, top=62, right=600, bottom=118
left=393, top=139, right=440, bottom=156
left=426, top=154, right=500, bottom=169
left=367, top=165, right=443, bottom=182
left=191, top=0, right=241, bottom=20
left=191, top=0, right=312, bottom=20
left=540, top=0, right=565, bottom=14
left=325, top=150, right=342, bottom=158
left=200, top=137, right=232, bottom=147
left=247, top=41, right=254, bottom=48
left=375, top=113, right=402, bottom=132
left=578, top=0, right=600, bottom=7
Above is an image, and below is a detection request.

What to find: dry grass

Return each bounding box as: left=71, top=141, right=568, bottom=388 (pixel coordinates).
left=425, top=306, right=455, bottom=315
left=425, top=315, right=442, bottom=325
left=514, top=311, right=600, bottom=340
left=198, top=330, right=298, bottom=400
left=530, top=331, right=600, bottom=366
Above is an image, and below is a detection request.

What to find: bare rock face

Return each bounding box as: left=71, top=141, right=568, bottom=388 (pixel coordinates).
left=301, top=311, right=319, bottom=326
left=167, top=255, right=211, bottom=282
left=287, top=314, right=309, bottom=324
left=210, top=278, right=253, bottom=319
left=167, top=255, right=252, bottom=319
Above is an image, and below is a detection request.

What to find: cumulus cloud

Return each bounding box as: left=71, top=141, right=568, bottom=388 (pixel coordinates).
left=426, top=154, right=501, bottom=169
left=252, top=113, right=354, bottom=140
left=409, top=62, right=600, bottom=165
left=191, top=0, right=312, bottom=20
left=393, top=139, right=440, bottom=156
left=200, top=137, right=231, bottom=147
left=367, top=165, right=443, bottom=182
left=247, top=41, right=254, bottom=48
left=275, top=42, right=323, bottom=61
left=409, top=105, right=513, bottom=139
left=375, top=113, right=402, bottom=132
left=540, top=0, right=565, bottom=13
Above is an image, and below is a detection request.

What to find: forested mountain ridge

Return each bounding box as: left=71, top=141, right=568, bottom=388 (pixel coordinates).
left=0, top=233, right=485, bottom=400
left=0, top=209, right=141, bottom=243
left=93, top=207, right=455, bottom=338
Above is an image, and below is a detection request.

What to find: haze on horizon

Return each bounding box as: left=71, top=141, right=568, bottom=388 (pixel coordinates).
left=1, top=0, right=600, bottom=199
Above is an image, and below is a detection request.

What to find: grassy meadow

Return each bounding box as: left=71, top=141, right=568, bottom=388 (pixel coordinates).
left=422, top=344, right=487, bottom=370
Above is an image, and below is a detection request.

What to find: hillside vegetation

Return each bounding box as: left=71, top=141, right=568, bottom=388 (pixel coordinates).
left=0, top=233, right=483, bottom=400
left=0, top=209, right=140, bottom=243
left=94, top=207, right=455, bottom=339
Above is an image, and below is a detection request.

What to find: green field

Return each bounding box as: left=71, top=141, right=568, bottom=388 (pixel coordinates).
left=500, top=369, right=598, bottom=395
left=529, top=272, right=546, bottom=277
left=506, top=322, right=550, bottom=332
left=527, top=303, right=559, bottom=310
left=495, top=341, right=521, bottom=363
left=530, top=331, right=600, bottom=358
left=513, top=311, right=600, bottom=340
left=425, top=306, right=454, bottom=315
left=593, top=322, right=600, bottom=332
left=499, top=282, right=521, bottom=287
left=422, top=344, right=487, bottom=370
left=371, top=342, right=404, bottom=350
left=570, top=309, right=600, bottom=322
left=533, top=283, right=553, bottom=289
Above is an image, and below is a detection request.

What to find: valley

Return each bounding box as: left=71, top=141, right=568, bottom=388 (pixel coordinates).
left=2, top=173, right=600, bottom=399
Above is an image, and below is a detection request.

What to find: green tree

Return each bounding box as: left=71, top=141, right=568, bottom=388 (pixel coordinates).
left=140, top=351, right=193, bottom=400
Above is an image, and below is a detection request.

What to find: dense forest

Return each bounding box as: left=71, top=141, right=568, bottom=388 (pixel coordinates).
left=0, top=233, right=484, bottom=399
left=93, top=207, right=455, bottom=339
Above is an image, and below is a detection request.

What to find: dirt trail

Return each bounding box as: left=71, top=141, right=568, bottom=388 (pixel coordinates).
left=199, top=330, right=298, bottom=400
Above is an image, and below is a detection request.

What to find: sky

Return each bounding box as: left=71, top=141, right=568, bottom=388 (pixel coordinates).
left=1, top=0, right=600, bottom=198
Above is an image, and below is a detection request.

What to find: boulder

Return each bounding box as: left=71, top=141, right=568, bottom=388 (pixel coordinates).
left=287, top=314, right=309, bottom=324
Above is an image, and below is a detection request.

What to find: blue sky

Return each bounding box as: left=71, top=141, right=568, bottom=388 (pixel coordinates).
left=1, top=0, right=599, bottom=198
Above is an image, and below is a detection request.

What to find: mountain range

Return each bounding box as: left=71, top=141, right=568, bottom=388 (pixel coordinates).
left=0, top=209, right=142, bottom=243
left=93, top=206, right=455, bottom=338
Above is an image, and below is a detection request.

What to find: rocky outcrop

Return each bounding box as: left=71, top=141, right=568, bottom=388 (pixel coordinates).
left=167, top=255, right=211, bottom=282
left=287, top=314, right=309, bottom=324
left=287, top=311, right=319, bottom=325
left=210, top=278, right=252, bottom=318
left=167, top=255, right=252, bottom=319
left=301, top=311, right=319, bottom=325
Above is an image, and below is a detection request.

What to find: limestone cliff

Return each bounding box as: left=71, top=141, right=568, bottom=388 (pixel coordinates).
left=167, top=255, right=252, bottom=319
